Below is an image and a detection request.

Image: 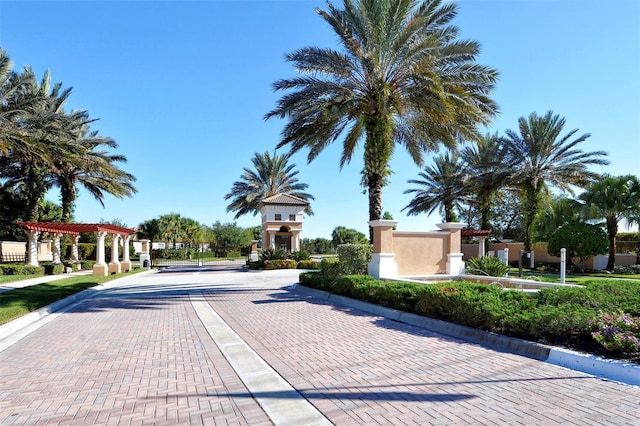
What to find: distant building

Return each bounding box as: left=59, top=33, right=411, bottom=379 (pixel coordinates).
left=260, top=194, right=309, bottom=252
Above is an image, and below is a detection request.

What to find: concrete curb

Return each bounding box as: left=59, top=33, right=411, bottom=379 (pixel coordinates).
left=291, top=283, right=640, bottom=387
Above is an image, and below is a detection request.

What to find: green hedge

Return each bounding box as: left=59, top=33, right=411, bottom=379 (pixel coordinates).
left=0, top=264, right=44, bottom=275
left=298, top=273, right=640, bottom=355
left=297, top=260, right=318, bottom=269
left=42, top=263, right=65, bottom=275
left=264, top=259, right=298, bottom=270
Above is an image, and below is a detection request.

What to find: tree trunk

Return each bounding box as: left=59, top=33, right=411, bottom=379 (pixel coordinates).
left=606, top=216, right=617, bottom=271
left=522, top=185, right=540, bottom=252
left=368, top=173, right=383, bottom=243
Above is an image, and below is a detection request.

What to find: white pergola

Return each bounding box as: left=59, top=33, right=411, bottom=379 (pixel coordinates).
left=17, top=222, right=136, bottom=276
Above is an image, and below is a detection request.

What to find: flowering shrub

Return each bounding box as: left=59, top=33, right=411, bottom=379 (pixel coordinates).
left=588, top=311, right=640, bottom=354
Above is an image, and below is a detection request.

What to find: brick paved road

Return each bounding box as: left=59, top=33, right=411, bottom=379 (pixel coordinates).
left=1, top=269, right=639, bottom=425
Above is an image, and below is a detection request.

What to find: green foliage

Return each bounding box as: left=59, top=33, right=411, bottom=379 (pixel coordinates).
left=211, top=221, right=251, bottom=257
left=613, top=265, right=640, bottom=275
left=547, top=222, right=609, bottom=269
left=289, top=250, right=311, bottom=261
left=42, top=263, right=65, bottom=275
left=301, top=237, right=334, bottom=254
left=0, top=264, right=44, bottom=275
left=80, top=260, right=96, bottom=270
left=337, top=244, right=372, bottom=275
left=298, top=272, right=640, bottom=355
left=331, top=226, right=368, bottom=247
left=247, top=261, right=264, bottom=270
left=264, top=259, right=297, bottom=270
left=297, top=259, right=318, bottom=269
left=260, top=247, right=289, bottom=261
left=465, top=256, right=509, bottom=277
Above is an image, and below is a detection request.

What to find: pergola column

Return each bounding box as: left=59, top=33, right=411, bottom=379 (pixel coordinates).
left=93, top=231, right=109, bottom=276
left=71, top=235, right=81, bottom=270
left=121, top=234, right=132, bottom=272
left=478, top=235, right=487, bottom=258
left=108, top=234, right=122, bottom=275
left=52, top=233, right=63, bottom=264
left=27, top=230, right=40, bottom=266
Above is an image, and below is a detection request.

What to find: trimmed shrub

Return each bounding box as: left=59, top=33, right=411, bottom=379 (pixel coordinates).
left=264, top=259, right=298, bottom=270
left=337, top=244, right=372, bottom=275
left=42, top=263, right=65, bottom=275
left=299, top=271, right=325, bottom=289
left=80, top=260, right=96, bottom=270
left=0, top=264, right=44, bottom=275
left=247, top=260, right=265, bottom=270
left=465, top=256, right=509, bottom=277
left=297, top=260, right=318, bottom=269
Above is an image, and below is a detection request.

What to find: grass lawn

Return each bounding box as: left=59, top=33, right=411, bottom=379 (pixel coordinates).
left=0, top=274, right=45, bottom=284
left=0, top=269, right=147, bottom=326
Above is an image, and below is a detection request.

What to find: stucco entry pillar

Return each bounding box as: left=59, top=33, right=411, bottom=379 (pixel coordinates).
left=436, top=222, right=466, bottom=275
left=93, top=231, right=109, bottom=276
left=368, top=220, right=398, bottom=279
left=250, top=240, right=259, bottom=261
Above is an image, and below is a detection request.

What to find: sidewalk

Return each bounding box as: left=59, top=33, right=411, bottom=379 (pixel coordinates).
left=0, top=269, right=639, bottom=425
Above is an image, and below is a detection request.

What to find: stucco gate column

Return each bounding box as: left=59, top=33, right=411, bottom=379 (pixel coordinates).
left=368, top=220, right=398, bottom=279
left=108, top=234, right=122, bottom=274
left=436, top=222, right=467, bottom=275
left=93, top=231, right=109, bottom=276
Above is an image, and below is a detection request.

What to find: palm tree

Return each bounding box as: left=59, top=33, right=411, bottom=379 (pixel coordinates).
left=503, top=111, right=608, bottom=251
left=460, top=133, right=510, bottom=231
left=402, top=151, right=464, bottom=222
left=580, top=174, right=640, bottom=271
left=265, top=0, right=498, bottom=240
left=51, top=113, right=137, bottom=222
left=0, top=67, right=81, bottom=221
left=225, top=151, right=314, bottom=219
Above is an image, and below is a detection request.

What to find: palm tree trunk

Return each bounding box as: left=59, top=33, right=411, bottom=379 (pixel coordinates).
left=368, top=173, right=383, bottom=242
left=522, top=185, right=540, bottom=252
left=606, top=216, right=617, bottom=271
left=60, top=179, right=76, bottom=223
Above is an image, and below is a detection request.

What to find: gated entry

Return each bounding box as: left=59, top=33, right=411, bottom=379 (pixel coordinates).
left=150, top=250, right=246, bottom=268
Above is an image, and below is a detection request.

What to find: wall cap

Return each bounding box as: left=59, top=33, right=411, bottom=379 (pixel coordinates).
left=436, top=222, right=467, bottom=230
left=368, top=220, right=399, bottom=228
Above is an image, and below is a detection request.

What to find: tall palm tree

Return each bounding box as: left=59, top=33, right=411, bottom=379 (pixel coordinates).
left=503, top=111, right=608, bottom=251
left=0, top=67, right=81, bottom=221
left=265, top=0, right=498, bottom=240
left=225, top=151, right=314, bottom=219
left=402, top=151, right=464, bottom=222
left=51, top=112, right=137, bottom=222
left=580, top=174, right=640, bottom=271
left=460, top=132, right=510, bottom=231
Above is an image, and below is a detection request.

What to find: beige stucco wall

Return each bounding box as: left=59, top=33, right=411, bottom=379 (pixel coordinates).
left=1, top=240, right=52, bottom=262
left=392, top=232, right=449, bottom=275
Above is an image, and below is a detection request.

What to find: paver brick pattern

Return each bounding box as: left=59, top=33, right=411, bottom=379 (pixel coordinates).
left=1, top=269, right=640, bottom=425
left=201, top=276, right=640, bottom=425
left=0, top=275, right=271, bottom=425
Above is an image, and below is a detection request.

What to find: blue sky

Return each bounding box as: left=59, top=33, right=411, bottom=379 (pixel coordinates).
left=1, top=0, right=638, bottom=238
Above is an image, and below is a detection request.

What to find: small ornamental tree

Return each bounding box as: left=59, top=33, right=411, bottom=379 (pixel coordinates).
left=547, top=222, right=608, bottom=271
